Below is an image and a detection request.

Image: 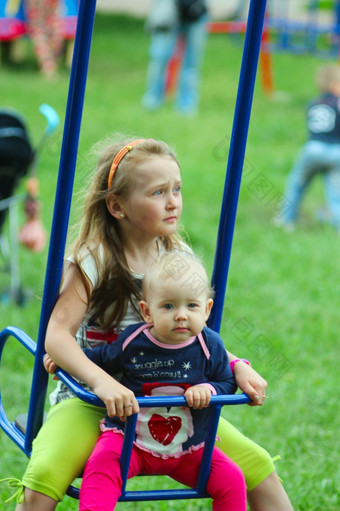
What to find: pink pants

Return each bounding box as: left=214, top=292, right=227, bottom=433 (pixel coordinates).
left=79, top=431, right=246, bottom=511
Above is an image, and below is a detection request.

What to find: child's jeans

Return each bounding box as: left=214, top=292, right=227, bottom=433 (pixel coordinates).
left=79, top=430, right=246, bottom=511
left=281, top=140, right=340, bottom=228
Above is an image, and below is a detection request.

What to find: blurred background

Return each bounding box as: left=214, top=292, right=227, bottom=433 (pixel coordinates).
left=0, top=1, right=339, bottom=509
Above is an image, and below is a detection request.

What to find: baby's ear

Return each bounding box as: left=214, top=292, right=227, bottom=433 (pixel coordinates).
left=205, top=298, right=214, bottom=320
left=139, top=301, right=152, bottom=323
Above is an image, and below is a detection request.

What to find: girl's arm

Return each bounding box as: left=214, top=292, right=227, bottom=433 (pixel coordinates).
left=226, top=349, right=268, bottom=406
left=45, top=263, right=139, bottom=418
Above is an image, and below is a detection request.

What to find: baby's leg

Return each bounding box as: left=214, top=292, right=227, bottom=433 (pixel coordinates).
left=79, top=431, right=143, bottom=511
left=206, top=447, right=247, bottom=511
left=161, top=447, right=246, bottom=511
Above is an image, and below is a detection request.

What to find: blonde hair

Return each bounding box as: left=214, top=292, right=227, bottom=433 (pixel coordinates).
left=316, top=64, right=340, bottom=93
left=142, top=251, right=214, bottom=302
left=68, top=134, right=184, bottom=329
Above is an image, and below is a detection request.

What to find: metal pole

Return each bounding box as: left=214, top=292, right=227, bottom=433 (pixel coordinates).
left=209, top=0, right=267, bottom=332
left=25, top=0, right=97, bottom=454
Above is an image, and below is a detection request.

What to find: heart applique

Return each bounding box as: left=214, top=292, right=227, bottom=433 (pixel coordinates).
left=148, top=413, right=182, bottom=446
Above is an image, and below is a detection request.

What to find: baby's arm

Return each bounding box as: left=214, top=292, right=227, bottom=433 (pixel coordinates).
left=45, top=263, right=139, bottom=418
left=184, top=333, right=235, bottom=409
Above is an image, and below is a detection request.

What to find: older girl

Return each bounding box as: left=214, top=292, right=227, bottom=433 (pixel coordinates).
left=12, top=136, right=293, bottom=511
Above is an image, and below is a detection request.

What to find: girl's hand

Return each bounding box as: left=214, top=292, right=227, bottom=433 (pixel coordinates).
left=233, top=362, right=268, bottom=406
left=185, top=385, right=211, bottom=409
left=92, top=375, right=140, bottom=419
left=44, top=353, right=58, bottom=374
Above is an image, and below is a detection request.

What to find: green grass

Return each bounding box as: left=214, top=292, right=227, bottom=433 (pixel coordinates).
left=1, top=12, right=339, bottom=510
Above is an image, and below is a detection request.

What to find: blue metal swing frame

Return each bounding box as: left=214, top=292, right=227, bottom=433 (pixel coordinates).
left=0, top=0, right=267, bottom=503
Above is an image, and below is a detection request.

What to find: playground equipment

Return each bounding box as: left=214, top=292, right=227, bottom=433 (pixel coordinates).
left=0, top=0, right=267, bottom=503
left=209, top=0, right=340, bottom=95
left=210, top=0, right=340, bottom=57
left=264, top=0, right=340, bottom=57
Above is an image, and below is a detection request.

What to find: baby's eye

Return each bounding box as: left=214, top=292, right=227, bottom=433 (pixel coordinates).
left=163, top=303, right=174, bottom=310
left=188, top=303, right=198, bottom=309
left=174, top=185, right=182, bottom=193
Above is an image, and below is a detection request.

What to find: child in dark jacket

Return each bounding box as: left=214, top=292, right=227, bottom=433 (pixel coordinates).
left=277, top=64, right=340, bottom=232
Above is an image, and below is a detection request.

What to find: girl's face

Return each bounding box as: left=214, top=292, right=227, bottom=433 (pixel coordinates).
left=121, top=155, right=183, bottom=239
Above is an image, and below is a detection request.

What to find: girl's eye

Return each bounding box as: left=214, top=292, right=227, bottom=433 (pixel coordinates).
left=163, top=303, right=173, bottom=310
left=153, top=189, right=164, bottom=196
left=174, top=185, right=181, bottom=193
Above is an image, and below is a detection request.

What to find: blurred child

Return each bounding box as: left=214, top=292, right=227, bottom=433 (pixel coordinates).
left=276, top=64, right=340, bottom=232
left=77, top=251, right=246, bottom=510
left=24, top=0, right=63, bottom=77
left=142, top=0, right=208, bottom=115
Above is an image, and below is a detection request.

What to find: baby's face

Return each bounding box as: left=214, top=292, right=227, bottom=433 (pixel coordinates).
left=144, top=263, right=213, bottom=345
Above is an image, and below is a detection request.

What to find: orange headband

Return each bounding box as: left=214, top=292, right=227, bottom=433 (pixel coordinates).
left=107, top=139, right=146, bottom=190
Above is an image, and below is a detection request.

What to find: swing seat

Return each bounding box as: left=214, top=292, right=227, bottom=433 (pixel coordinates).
left=0, top=324, right=250, bottom=502
left=0, top=0, right=267, bottom=506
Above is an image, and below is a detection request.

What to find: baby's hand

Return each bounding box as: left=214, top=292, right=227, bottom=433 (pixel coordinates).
left=185, top=385, right=212, bottom=409
left=44, top=353, right=58, bottom=374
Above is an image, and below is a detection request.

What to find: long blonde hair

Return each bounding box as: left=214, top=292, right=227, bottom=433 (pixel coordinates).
left=69, top=134, right=184, bottom=330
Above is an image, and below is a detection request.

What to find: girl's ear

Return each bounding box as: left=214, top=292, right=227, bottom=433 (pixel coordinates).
left=139, top=301, right=153, bottom=323
left=106, top=195, right=124, bottom=220
left=205, top=298, right=214, bottom=320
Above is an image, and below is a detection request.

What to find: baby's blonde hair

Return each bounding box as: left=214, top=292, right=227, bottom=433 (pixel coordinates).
left=316, top=64, right=340, bottom=93
left=142, top=251, right=214, bottom=302
left=68, top=134, right=184, bottom=329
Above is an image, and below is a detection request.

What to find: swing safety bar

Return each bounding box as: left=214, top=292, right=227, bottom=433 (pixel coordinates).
left=0, top=0, right=267, bottom=503
left=0, top=322, right=250, bottom=501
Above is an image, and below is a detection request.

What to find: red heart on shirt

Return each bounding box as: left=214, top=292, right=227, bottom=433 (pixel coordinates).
left=148, top=414, right=182, bottom=446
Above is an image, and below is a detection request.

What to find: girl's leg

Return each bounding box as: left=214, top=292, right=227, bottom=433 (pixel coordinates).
left=15, top=399, right=105, bottom=510
left=217, top=416, right=274, bottom=491
left=15, top=491, right=57, bottom=511
left=247, top=471, right=294, bottom=511
left=79, top=432, right=143, bottom=511
left=217, top=417, right=294, bottom=510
